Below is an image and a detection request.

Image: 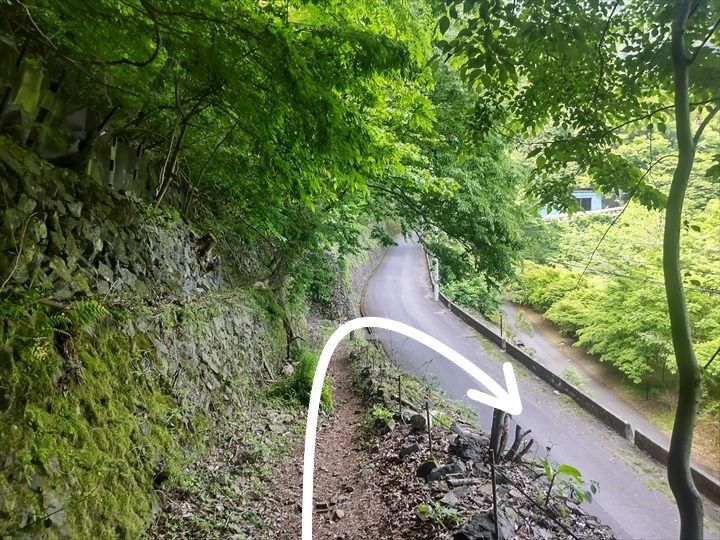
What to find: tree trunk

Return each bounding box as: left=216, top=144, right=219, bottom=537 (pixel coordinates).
left=155, top=118, right=189, bottom=205
left=513, top=438, right=534, bottom=463
left=666, top=2, right=703, bottom=538
left=497, top=413, right=509, bottom=457
left=489, top=408, right=504, bottom=460
left=505, top=425, right=532, bottom=462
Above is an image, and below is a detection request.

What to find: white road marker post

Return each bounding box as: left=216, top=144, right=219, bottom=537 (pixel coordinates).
left=431, top=226, right=440, bottom=302
left=301, top=316, right=522, bottom=540
left=500, top=312, right=506, bottom=351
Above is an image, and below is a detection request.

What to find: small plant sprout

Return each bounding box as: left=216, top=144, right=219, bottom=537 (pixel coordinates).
left=540, top=459, right=599, bottom=506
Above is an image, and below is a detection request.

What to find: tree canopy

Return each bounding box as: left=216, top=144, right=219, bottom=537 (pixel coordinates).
left=1, top=0, right=527, bottom=296
left=438, top=0, right=718, bottom=212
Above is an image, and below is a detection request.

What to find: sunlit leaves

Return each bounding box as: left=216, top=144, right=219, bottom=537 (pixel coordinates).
left=440, top=0, right=719, bottom=210
left=520, top=200, right=720, bottom=397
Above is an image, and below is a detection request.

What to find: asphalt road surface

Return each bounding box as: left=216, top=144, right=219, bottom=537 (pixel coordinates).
left=362, top=238, right=720, bottom=540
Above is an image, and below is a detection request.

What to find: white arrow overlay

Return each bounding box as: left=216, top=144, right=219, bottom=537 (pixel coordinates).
left=301, top=316, right=522, bottom=539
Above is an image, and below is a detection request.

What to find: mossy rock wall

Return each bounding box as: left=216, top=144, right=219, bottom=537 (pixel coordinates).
left=0, top=139, right=288, bottom=538
left=0, top=136, right=225, bottom=301
left=0, top=294, right=286, bottom=538
left=308, top=226, right=387, bottom=323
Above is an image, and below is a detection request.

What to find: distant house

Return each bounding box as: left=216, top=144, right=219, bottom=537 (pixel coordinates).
left=540, top=187, right=608, bottom=218
left=573, top=188, right=604, bottom=211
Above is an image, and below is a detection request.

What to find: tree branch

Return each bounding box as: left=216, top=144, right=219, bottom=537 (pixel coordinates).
left=688, top=16, right=720, bottom=66
left=575, top=153, right=677, bottom=285
left=688, top=0, right=707, bottom=22
left=367, top=182, right=427, bottom=223
left=78, top=0, right=162, bottom=67
left=515, top=97, right=719, bottom=150
left=703, top=345, right=720, bottom=371
left=693, top=101, right=720, bottom=144
left=609, top=97, right=720, bottom=133
left=591, top=0, right=620, bottom=104
left=16, top=1, right=56, bottom=48
left=183, top=117, right=241, bottom=213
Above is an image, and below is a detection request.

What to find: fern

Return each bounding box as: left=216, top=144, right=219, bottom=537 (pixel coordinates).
left=47, top=314, right=72, bottom=336
left=69, top=299, right=110, bottom=335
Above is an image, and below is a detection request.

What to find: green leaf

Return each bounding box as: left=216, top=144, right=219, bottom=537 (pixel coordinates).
left=542, top=460, right=553, bottom=480
left=557, top=464, right=582, bottom=480
left=439, top=16, right=450, bottom=34
left=527, top=147, right=542, bottom=158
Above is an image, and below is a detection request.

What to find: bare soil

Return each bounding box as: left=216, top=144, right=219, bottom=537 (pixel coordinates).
left=268, top=348, right=391, bottom=539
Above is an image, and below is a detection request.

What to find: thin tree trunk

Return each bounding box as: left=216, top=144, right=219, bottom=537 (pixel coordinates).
left=155, top=118, right=190, bottom=205
left=666, top=2, right=703, bottom=538
left=155, top=92, right=210, bottom=206
left=183, top=119, right=240, bottom=215
left=513, top=438, right=534, bottom=463
left=504, top=425, right=531, bottom=462
left=489, top=409, right=504, bottom=459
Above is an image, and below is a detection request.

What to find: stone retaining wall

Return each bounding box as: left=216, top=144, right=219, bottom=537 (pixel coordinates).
left=348, top=240, right=387, bottom=318
left=0, top=137, right=224, bottom=301
left=440, top=292, right=634, bottom=441
left=633, top=430, right=720, bottom=505
left=0, top=138, right=288, bottom=537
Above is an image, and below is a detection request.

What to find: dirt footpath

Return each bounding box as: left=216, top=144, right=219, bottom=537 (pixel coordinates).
left=268, top=349, right=389, bottom=539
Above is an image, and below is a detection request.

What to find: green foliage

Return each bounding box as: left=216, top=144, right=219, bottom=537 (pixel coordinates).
left=68, top=299, right=110, bottom=335
left=539, top=459, right=599, bottom=506
left=391, top=66, right=527, bottom=284
left=516, top=200, right=720, bottom=408
left=514, top=311, right=534, bottom=335
left=359, top=403, right=396, bottom=436
left=360, top=403, right=396, bottom=434
left=415, top=500, right=462, bottom=529
left=369, top=404, right=394, bottom=422
left=143, top=205, right=183, bottom=229
left=443, top=276, right=500, bottom=318
left=2, top=1, right=530, bottom=309
left=397, top=67, right=530, bottom=310
left=520, top=262, right=582, bottom=313
left=439, top=0, right=718, bottom=213
left=431, top=411, right=452, bottom=429
left=272, top=348, right=333, bottom=412
left=562, top=366, right=587, bottom=392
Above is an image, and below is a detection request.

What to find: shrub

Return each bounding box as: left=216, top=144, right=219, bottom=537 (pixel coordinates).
left=563, top=366, right=587, bottom=391
left=444, top=277, right=500, bottom=318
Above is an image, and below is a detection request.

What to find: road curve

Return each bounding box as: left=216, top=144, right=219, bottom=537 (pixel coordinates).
left=362, top=238, right=720, bottom=540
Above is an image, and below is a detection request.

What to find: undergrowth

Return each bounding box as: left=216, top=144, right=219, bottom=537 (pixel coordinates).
left=271, top=347, right=333, bottom=411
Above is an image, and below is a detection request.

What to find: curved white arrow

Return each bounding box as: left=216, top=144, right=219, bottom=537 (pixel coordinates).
left=301, top=316, right=522, bottom=539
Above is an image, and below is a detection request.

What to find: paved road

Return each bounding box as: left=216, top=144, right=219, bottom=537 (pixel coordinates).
left=363, top=238, right=720, bottom=540
left=495, top=301, right=718, bottom=478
